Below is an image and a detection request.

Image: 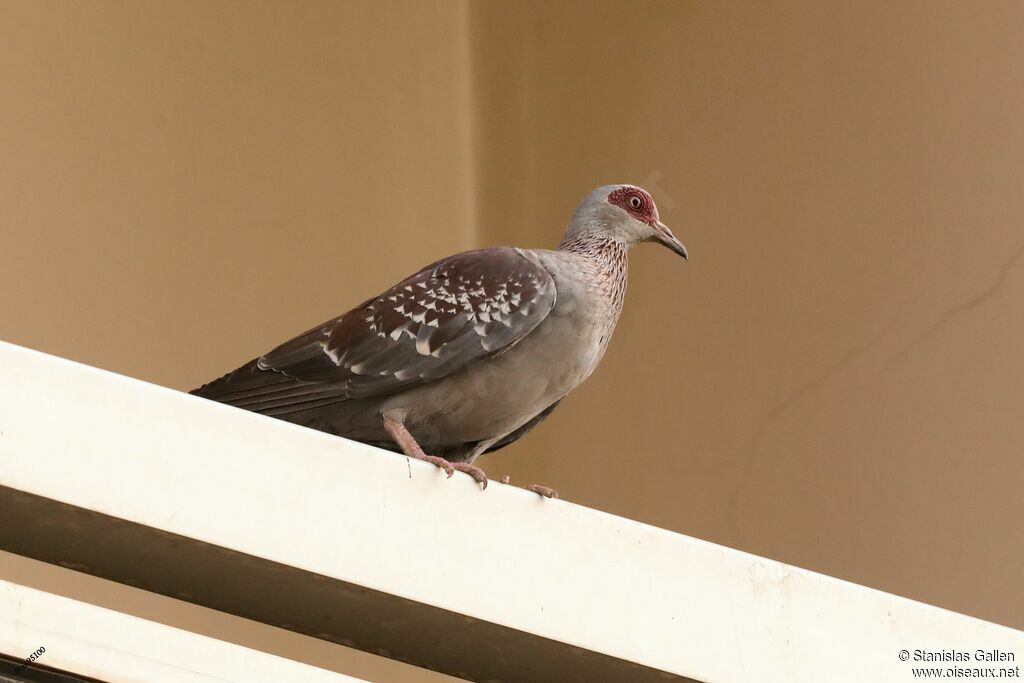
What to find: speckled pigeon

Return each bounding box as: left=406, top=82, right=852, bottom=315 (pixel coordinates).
left=192, top=184, right=687, bottom=497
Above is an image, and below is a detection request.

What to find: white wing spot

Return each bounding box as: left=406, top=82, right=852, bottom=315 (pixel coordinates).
left=415, top=335, right=432, bottom=355
left=323, top=341, right=344, bottom=365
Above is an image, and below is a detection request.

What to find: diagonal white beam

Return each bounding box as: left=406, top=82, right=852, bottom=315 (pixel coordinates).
left=0, top=340, right=1020, bottom=682
left=0, top=579, right=363, bottom=683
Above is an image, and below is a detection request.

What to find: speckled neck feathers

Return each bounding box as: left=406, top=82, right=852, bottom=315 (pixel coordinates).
left=557, top=233, right=629, bottom=331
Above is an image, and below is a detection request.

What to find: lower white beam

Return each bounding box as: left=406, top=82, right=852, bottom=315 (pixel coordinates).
left=0, top=579, right=362, bottom=682
left=0, top=340, right=1021, bottom=682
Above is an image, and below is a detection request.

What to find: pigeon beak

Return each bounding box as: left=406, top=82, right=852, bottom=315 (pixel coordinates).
left=651, top=220, right=688, bottom=260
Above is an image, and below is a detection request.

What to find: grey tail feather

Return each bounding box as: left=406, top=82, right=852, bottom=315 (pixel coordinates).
left=189, top=358, right=268, bottom=399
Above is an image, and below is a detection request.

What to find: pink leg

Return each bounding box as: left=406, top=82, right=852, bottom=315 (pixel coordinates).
left=525, top=484, right=559, bottom=499
left=382, top=416, right=488, bottom=490
left=497, top=475, right=559, bottom=499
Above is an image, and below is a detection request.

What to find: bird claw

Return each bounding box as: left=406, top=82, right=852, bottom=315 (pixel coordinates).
left=421, top=454, right=455, bottom=478
left=496, top=476, right=557, bottom=499
left=525, top=484, right=559, bottom=499
left=452, top=462, right=488, bottom=490
left=418, top=454, right=488, bottom=490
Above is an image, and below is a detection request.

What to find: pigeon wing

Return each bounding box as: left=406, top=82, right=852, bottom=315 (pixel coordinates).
left=191, top=248, right=557, bottom=417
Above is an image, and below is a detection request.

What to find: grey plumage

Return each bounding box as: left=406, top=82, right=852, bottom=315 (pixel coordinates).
left=192, top=184, right=687, bottom=476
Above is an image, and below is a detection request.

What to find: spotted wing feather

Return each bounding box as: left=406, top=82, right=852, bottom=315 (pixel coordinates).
left=191, top=248, right=556, bottom=416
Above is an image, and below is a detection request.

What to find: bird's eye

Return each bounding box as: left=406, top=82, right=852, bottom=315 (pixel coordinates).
left=629, top=195, right=643, bottom=209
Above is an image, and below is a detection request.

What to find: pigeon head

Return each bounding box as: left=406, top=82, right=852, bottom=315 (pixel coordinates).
left=563, top=184, right=688, bottom=259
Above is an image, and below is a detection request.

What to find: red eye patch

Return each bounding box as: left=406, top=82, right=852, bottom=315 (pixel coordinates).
left=608, top=186, right=657, bottom=223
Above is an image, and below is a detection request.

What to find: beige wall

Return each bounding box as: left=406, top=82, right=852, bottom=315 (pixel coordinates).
left=2, top=1, right=1022, bottom=680
left=0, top=0, right=477, bottom=389
left=471, top=0, right=1024, bottom=630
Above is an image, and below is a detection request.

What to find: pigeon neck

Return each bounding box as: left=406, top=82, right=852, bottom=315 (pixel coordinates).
left=558, top=231, right=629, bottom=264
left=558, top=232, right=629, bottom=310
left=558, top=231, right=629, bottom=336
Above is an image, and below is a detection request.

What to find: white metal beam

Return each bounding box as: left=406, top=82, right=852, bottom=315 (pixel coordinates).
left=0, top=340, right=1021, bottom=682
left=0, top=579, right=363, bottom=682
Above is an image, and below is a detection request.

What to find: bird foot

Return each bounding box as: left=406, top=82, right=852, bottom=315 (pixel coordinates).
left=419, top=454, right=455, bottom=477
left=525, top=484, right=559, bottom=499
left=452, top=461, right=488, bottom=490
left=418, top=454, right=488, bottom=490
left=498, top=476, right=558, bottom=499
